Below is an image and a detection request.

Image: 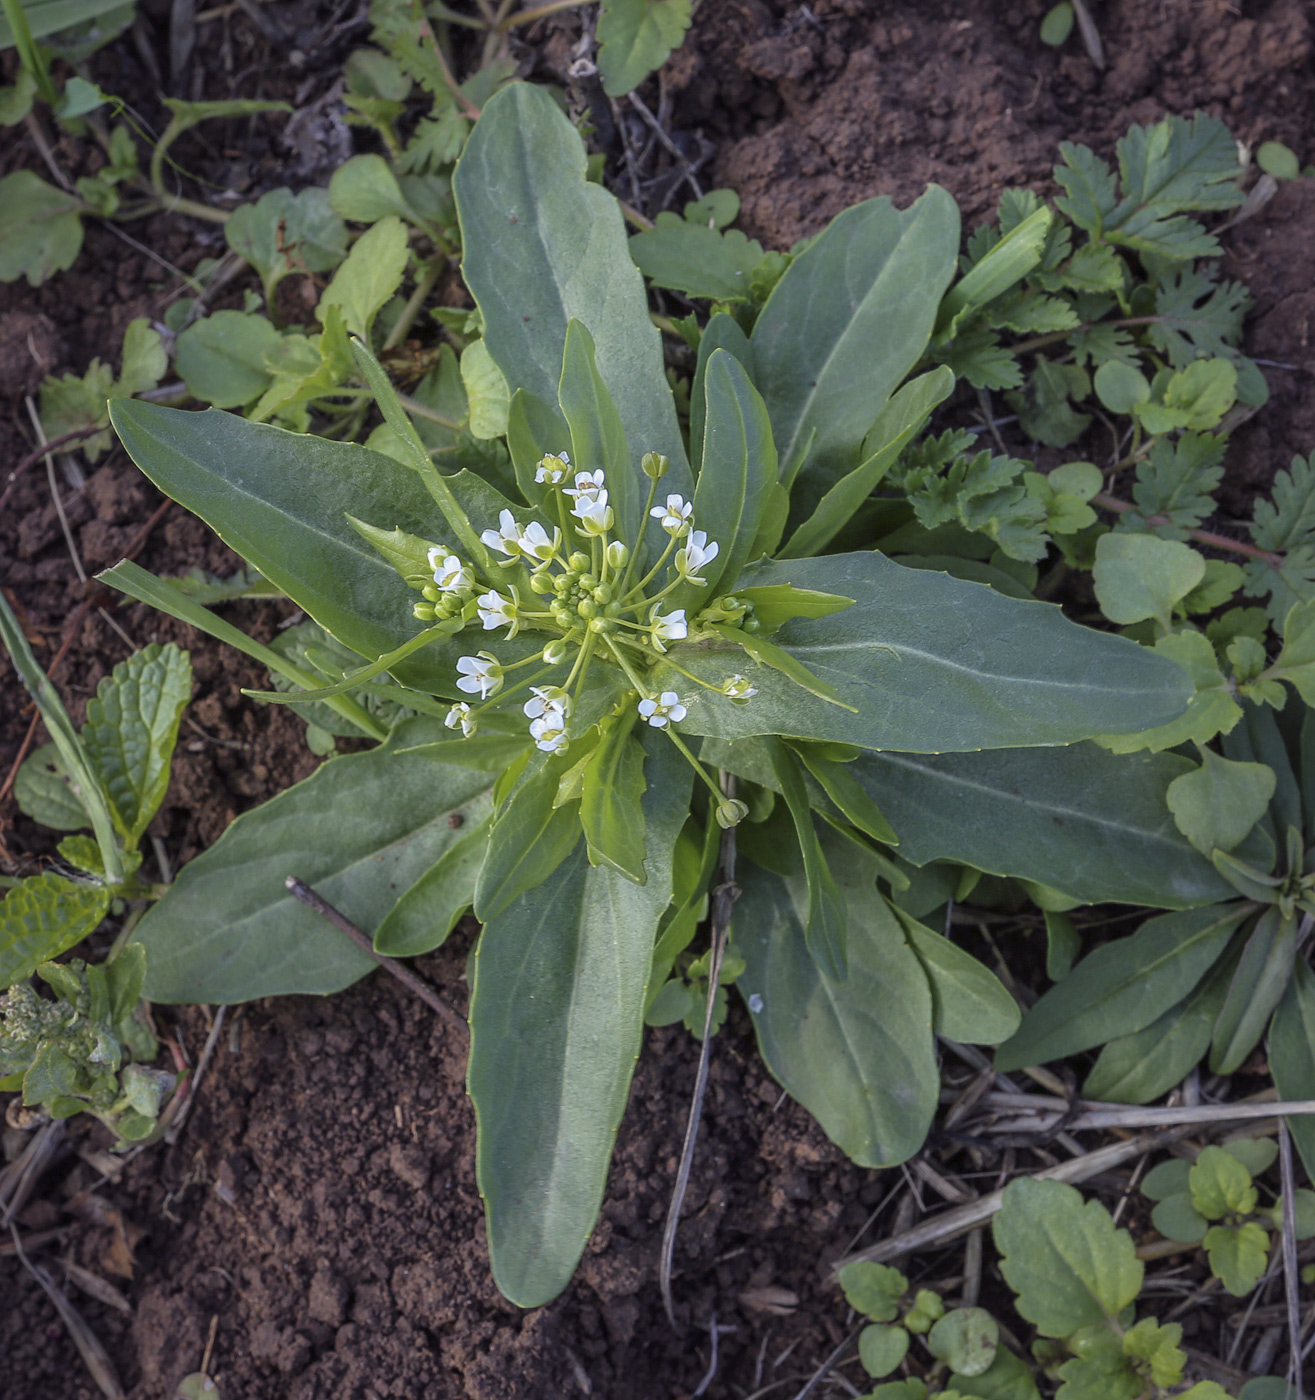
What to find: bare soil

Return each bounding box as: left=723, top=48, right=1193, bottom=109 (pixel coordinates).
left=3, top=2, right=1315, bottom=1397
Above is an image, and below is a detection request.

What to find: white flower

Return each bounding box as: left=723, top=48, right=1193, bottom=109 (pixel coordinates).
left=570, top=490, right=613, bottom=536
left=445, top=702, right=477, bottom=737
left=518, top=520, right=560, bottom=563
left=481, top=508, right=522, bottom=561
left=524, top=686, right=571, bottom=722
left=638, top=691, right=687, bottom=728
left=722, top=674, right=757, bottom=701
left=649, top=606, right=688, bottom=653
left=564, top=469, right=606, bottom=503
left=529, top=714, right=569, bottom=752
left=455, top=653, right=503, bottom=699
left=650, top=494, right=693, bottom=535
left=431, top=553, right=473, bottom=594
left=535, top=452, right=570, bottom=484
left=676, top=530, right=719, bottom=583
left=477, top=589, right=519, bottom=636
left=426, top=545, right=449, bottom=572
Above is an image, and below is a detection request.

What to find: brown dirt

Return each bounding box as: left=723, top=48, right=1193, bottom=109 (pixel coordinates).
left=3, top=2, right=1315, bottom=1397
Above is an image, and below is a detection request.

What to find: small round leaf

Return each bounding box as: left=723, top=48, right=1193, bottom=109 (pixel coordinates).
left=859, top=1323, right=910, bottom=1379
left=927, top=1306, right=999, bottom=1377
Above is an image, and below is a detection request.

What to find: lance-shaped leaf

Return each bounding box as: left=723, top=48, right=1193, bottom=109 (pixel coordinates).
left=1270, top=960, right=1315, bottom=1180
left=851, top=744, right=1236, bottom=910
left=108, top=400, right=521, bottom=694
left=768, top=739, right=847, bottom=979
left=580, top=709, right=647, bottom=883
left=734, top=856, right=939, bottom=1168
left=781, top=366, right=955, bottom=559
left=468, top=729, right=690, bottom=1306
left=453, top=83, right=689, bottom=497
left=557, top=320, right=637, bottom=546
left=897, top=913, right=1020, bottom=1045
left=661, top=552, right=1192, bottom=752
left=81, top=643, right=192, bottom=850
left=0, top=876, right=110, bottom=990
left=686, top=350, right=776, bottom=599
left=750, top=186, right=959, bottom=492
left=131, top=719, right=493, bottom=1002
left=1209, top=907, right=1295, bottom=1075
left=372, top=813, right=490, bottom=958
left=996, top=903, right=1248, bottom=1072
left=689, top=312, right=754, bottom=474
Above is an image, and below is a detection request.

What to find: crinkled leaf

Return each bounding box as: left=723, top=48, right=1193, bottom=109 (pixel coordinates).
left=0, top=875, right=110, bottom=989
left=1204, top=1221, right=1270, bottom=1296
left=838, top=1261, right=907, bottom=1322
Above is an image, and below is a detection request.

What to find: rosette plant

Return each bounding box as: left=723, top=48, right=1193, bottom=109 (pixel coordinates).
left=102, top=85, right=1200, bottom=1306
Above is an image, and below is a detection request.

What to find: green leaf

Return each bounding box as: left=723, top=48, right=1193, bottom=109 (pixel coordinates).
left=131, top=720, right=493, bottom=1002
left=225, top=187, right=347, bottom=304
left=557, top=318, right=636, bottom=541
left=1167, top=750, right=1275, bottom=856
left=735, top=856, right=939, bottom=1167
left=793, top=745, right=896, bottom=845
left=1150, top=1192, right=1209, bottom=1243
left=1040, top=4, right=1074, bottom=46
left=457, top=338, right=509, bottom=441
left=596, top=0, right=692, bottom=97
left=1257, top=141, right=1300, bottom=181
left=328, top=153, right=416, bottom=223
left=371, top=813, right=490, bottom=957
left=996, top=903, right=1247, bottom=1071
left=1204, top=1221, right=1270, bottom=1295
left=14, top=742, right=91, bottom=832
left=1210, top=907, right=1295, bottom=1075
left=1093, top=361, right=1150, bottom=414
left=994, top=1177, right=1142, bottom=1336
left=0, top=875, right=110, bottom=989
left=735, top=585, right=854, bottom=632
left=1137, top=358, right=1236, bottom=434
left=849, top=744, right=1232, bottom=910
left=1054, top=141, right=1119, bottom=238
left=1119, top=432, right=1226, bottom=539
left=838, top=1261, right=908, bottom=1322
left=107, top=401, right=461, bottom=690
left=1263, top=597, right=1315, bottom=704
left=454, top=83, right=689, bottom=493
left=859, top=1324, right=910, bottom=1379
left=468, top=727, right=690, bottom=1305
left=81, top=643, right=192, bottom=850
left=751, top=186, right=960, bottom=490
left=0, top=170, right=84, bottom=286
left=688, top=350, right=776, bottom=597
left=474, top=752, right=582, bottom=921
left=318, top=215, right=409, bottom=343
left=0, top=589, right=121, bottom=883
left=1190, top=1145, right=1258, bottom=1218
left=0, top=0, right=132, bottom=44
left=1092, top=533, right=1205, bottom=629
left=1270, top=959, right=1315, bottom=1180
left=781, top=366, right=955, bottom=559
left=928, top=1309, right=999, bottom=1378
left=661, top=552, right=1192, bottom=752
left=1150, top=268, right=1250, bottom=368
left=580, top=709, right=647, bottom=882
left=898, top=916, right=1020, bottom=1044
left=937, top=205, right=1053, bottom=335
left=173, top=310, right=280, bottom=408
left=628, top=214, right=765, bottom=302
left=949, top=1345, right=1041, bottom=1400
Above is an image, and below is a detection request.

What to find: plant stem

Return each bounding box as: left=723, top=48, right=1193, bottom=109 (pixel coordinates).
left=394, top=391, right=463, bottom=432
left=383, top=256, right=447, bottom=352
left=1094, top=492, right=1283, bottom=565
left=497, top=0, right=585, bottom=31
left=1008, top=315, right=1159, bottom=357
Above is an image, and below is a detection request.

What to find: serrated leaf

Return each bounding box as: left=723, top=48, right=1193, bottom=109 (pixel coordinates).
left=995, top=903, right=1247, bottom=1071
left=1119, top=431, right=1226, bottom=538
left=838, top=1261, right=908, bottom=1322
left=628, top=214, right=765, bottom=302
left=81, top=643, right=192, bottom=849
left=0, top=875, right=110, bottom=989
left=1190, top=1145, right=1258, bottom=1218
left=1247, top=454, right=1315, bottom=628
left=0, top=170, right=85, bottom=286
left=1150, top=267, right=1250, bottom=368
left=934, top=325, right=1023, bottom=390
left=225, top=187, right=347, bottom=304
left=994, top=1178, right=1142, bottom=1335
left=1053, top=141, right=1119, bottom=239
left=596, top=0, right=692, bottom=96
left=1204, top=1221, right=1270, bottom=1295
left=1166, top=750, right=1275, bottom=856
left=1008, top=358, right=1090, bottom=448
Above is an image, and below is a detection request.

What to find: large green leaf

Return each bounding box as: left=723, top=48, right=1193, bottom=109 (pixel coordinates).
left=661, top=553, right=1192, bottom=752
left=851, top=744, right=1235, bottom=910
left=686, top=350, right=776, bottom=600
left=108, top=400, right=490, bottom=692
left=468, top=728, right=691, bottom=1306
left=995, top=903, right=1247, bottom=1072
left=453, top=84, right=689, bottom=501
left=557, top=320, right=636, bottom=547
left=81, top=643, right=192, bottom=849
left=734, top=856, right=939, bottom=1167
left=750, top=187, right=960, bottom=495
left=1270, top=959, right=1315, bottom=1180
left=132, top=720, right=493, bottom=1002
left=0, top=875, right=110, bottom=989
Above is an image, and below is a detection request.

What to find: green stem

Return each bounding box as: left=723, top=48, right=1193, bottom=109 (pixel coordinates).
left=663, top=726, right=724, bottom=804
left=497, top=0, right=586, bottom=30
left=622, top=531, right=679, bottom=601
left=383, top=256, right=447, bottom=352
left=395, top=390, right=463, bottom=432
left=604, top=636, right=653, bottom=699
left=623, top=476, right=662, bottom=593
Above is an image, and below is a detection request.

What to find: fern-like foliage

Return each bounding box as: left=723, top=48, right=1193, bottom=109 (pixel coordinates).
left=1246, top=454, right=1315, bottom=628
left=1118, top=433, right=1227, bottom=538
left=1150, top=268, right=1251, bottom=368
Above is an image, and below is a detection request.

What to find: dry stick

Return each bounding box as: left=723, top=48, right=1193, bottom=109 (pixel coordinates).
left=988, top=1097, right=1315, bottom=1134
left=1278, top=1122, right=1303, bottom=1391
left=832, top=1126, right=1194, bottom=1274
left=0, top=426, right=102, bottom=514
left=163, top=1004, right=228, bottom=1144
left=659, top=804, right=740, bottom=1330
left=285, top=877, right=467, bottom=1036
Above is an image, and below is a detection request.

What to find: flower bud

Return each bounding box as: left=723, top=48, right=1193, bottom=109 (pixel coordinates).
left=542, top=638, right=568, bottom=664
left=715, top=798, right=749, bottom=830
left=577, top=598, right=599, bottom=620
left=529, top=570, right=555, bottom=595
left=641, top=452, right=669, bottom=480
left=592, top=582, right=613, bottom=605
left=413, top=602, right=437, bottom=621
left=605, top=540, right=629, bottom=570
left=421, top=583, right=440, bottom=603
left=569, top=552, right=591, bottom=573
left=588, top=616, right=614, bottom=635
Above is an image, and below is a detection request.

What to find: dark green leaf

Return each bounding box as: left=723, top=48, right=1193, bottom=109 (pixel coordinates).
left=628, top=214, right=764, bottom=301
left=1210, top=907, right=1295, bottom=1074
left=132, top=720, right=493, bottom=1002
left=898, top=914, right=1020, bottom=1044
left=0, top=875, right=110, bottom=990
left=996, top=903, right=1247, bottom=1071
left=14, top=743, right=91, bottom=832
left=580, top=710, right=647, bottom=882
left=372, top=815, right=491, bottom=957
left=1270, top=959, right=1315, bottom=1183
left=596, top=0, right=692, bottom=97
left=688, top=313, right=754, bottom=473
left=557, top=319, right=636, bottom=546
